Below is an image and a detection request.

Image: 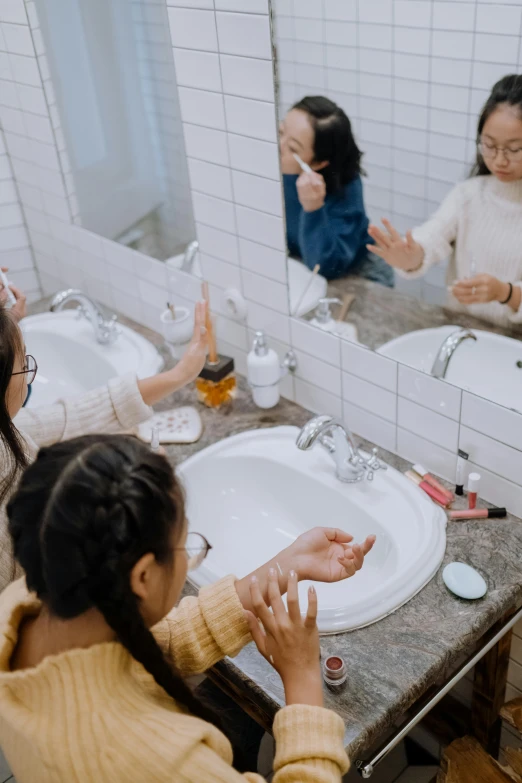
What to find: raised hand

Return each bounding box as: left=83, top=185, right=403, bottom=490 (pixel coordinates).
left=296, top=171, right=327, bottom=213
left=367, top=218, right=424, bottom=272
left=172, top=300, right=208, bottom=385
left=451, top=274, right=511, bottom=305
left=288, top=527, right=376, bottom=583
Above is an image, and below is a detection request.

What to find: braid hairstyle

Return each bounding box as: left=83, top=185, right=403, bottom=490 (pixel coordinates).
left=7, top=435, right=232, bottom=742
left=472, top=73, right=522, bottom=176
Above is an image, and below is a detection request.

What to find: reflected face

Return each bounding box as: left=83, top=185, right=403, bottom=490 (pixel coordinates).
left=480, top=104, right=522, bottom=183
left=279, top=109, right=318, bottom=174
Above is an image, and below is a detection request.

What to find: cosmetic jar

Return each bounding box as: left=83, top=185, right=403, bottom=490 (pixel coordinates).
left=323, top=656, right=348, bottom=691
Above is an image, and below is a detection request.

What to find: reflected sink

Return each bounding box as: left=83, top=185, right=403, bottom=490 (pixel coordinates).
left=378, top=325, right=522, bottom=411
left=179, top=426, right=446, bottom=634
left=23, top=311, right=163, bottom=407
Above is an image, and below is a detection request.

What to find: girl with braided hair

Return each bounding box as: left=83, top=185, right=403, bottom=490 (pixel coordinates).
left=0, top=434, right=374, bottom=781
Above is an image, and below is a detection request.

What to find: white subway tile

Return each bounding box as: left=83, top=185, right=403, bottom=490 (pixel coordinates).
left=231, top=169, right=283, bottom=216
left=2, top=23, right=33, bottom=56
left=133, top=254, right=168, bottom=289
left=359, top=73, right=392, bottom=101
left=295, top=18, right=324, bottom=44
left=465, top=459, right=522, bottom=519
left=397, top=428, right=457, bottom=482
left=472, top=61, right=512, bottom=91
left=0, top=106, right=24, bottom=134
left=343, top=372, right=397, bottom=423
left=247, top=300, right=290, bottom=343
left=9, top=53, right=40, bottom=86
left=394, top=1, right=431, bottom=28
left=215, top=314, right=248, bottom=350
left=224, top=95, right=277, bottom=142
left=430, top=57, right=472, bottom=88
left=343, top=400, right=397, bottom=454
left=292, top=347, right=342, bottom=397
left=235, top=204, right=285, bottom=250
left=17, top=83, right=47, bottom=115
left=167, top=8, right=218, bottom=51
left=238, top=238, right=287, bottom=283
left=290, top=318, right=341, bottom=367
left=476, top=4, right=522, bottom=35
left=102, top=239, right=136, bottom=271
left=429, top=108, right=468, bottom=139
left=431, top=30, right=474, bottom=61
left=0, top=225, right=29, bottom=251
left=183, top=123, right=229, bottom=166
left=393, top=53, right=430, bottom=82
left=112, top=290, right=143, bottom=324
left=138, top=278, right=166, bottom=310
left=228, top=134, right=280, bottom=179
left=109, top=264, right=139, bottom=297
left=429, top=132, right=467, bottom=162
left=324, top=0, right=357, bottom=22
left=178, top=87, right=226, bottom=130
left=0, top=203, right=23, bottom=229
left=215, top=0, right=268, bottom=11
left=398, top=365, right=461, bottom=420
left=196, top=222, right=239, bottom=264
left=192, top=191, right=236, bottom=233
left=173, top=49, right=222, bottom=92
left=359, top=0, right=392, bottom=24
left=188, top=157, right=233, bottom=200
left=461, top=392, right=522, bottom=451
left=393, top=101, right=429, bottom=130
left=358, top=23, right=391, bottom=50
left=341, top=341, right=397, bottom=392
left=23, top=111, right=54, bottom=143
left=241, top=270, right=289, bottom=314
left=2, top=0, right=27, bottom=24
left=399, top=397, right=459, bottom=451
left=394, top=78, right=429, bottom=107
left=394, top=26, right=430, bottom=56
left=199, top=252, right=243, bottom=289
left=167, top=0, right=214, bottom=8
left=216, top=12, right=271, bottom=59
left=459, top=425, right=522, bottom=487
left=220, top=54, right=275, bottom=101
left=474, top=34, right=519, bottom=65
left=294, top=0, right=324, bottom=19
left=295, top=377, right=343, bottom=418
left=432, top=2, right=475, bottom=31
left=0, top=179, right=18, bottom=205
left=325, top=21, right=357, bottom=48
left=0, top=78, right=20, bottom=109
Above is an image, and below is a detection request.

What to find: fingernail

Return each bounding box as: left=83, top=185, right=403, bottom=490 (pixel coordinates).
left=269, top=567, right=276, bottom=577
left=289, top=570, right=296, bottom=579
left=309, top=585, right=316, bottom=595
left=251, top=575, right=257, bottom=584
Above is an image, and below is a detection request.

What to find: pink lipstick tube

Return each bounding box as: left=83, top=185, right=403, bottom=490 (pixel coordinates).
left=449, top=507, right=506, bottom=520
left=405, top=471, right=451, bottom=507
left=412, top=464, right=454, bottom=503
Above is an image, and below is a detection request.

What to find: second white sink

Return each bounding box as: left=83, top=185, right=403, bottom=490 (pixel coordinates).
left=179, top=426, right=447, bottom=634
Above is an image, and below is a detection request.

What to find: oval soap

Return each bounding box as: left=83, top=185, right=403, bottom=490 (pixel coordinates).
left=442, top=562, right=487, bottom=600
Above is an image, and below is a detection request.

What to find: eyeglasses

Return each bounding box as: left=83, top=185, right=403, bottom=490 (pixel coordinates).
left=180, top=532, right=212, bottom=571
left=477, top=139, right=522, bottom=162
left=11, top=354, right=38, bottom=385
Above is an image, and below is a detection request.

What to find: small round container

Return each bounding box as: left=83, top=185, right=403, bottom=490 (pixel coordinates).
left=323, top=655, right=348, bottom=691
left=160, top=306, right=193, bottom=346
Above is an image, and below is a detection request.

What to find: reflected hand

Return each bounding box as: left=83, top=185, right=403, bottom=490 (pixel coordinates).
left=288, top=527, right=376, bottom=584
left=171, top=300, right=208, bottom=385
left=367, top=219, right=424, bottom=272
left=0, top=267, right=26, bottom=322
left=451, top=274, right=509, bottom=305
left=296, top=171, right=326, bottom=212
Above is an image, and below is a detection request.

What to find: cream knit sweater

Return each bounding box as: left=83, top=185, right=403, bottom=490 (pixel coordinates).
left=0, top=578, right=349, bottom=782
left=0, top=375, right=152, bottom=591
left=400, top=175, right=522, bottom=328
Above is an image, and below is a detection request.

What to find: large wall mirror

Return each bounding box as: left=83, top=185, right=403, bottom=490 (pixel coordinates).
left=272, top=0, right=522, bottom=414
left=35, top=0, right=197, bottom=270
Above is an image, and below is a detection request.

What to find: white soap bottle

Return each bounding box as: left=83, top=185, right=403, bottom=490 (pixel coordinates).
left=247, top=331, right=280, bottom=409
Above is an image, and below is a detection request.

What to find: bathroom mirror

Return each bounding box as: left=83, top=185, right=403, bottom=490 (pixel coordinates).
left=271, top=0, right=522, bottom=412
left=35, top=0, right=198, bottom=270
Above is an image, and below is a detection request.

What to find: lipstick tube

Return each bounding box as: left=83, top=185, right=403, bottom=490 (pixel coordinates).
left=405, top=471, right=451, bottom=507
left=412, top=463, right=454, bottom=503
left=468, top=472, right=481, bottom=510
left=449, top=507, right=506, bottom=520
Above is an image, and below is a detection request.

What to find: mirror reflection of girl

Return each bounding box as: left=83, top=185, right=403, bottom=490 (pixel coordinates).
left=369, top=74, right=522, bottom=328
left=0, top=301, right=210, bottom=592
left=280, top=96, right=394, bottom=287
left=0, top=434, right=374, bottom=781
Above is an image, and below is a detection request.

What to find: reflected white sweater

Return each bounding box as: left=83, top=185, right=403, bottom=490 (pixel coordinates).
left=0, top=375, right=152, bottom=591
left=399, top=176, right=522, bottom=328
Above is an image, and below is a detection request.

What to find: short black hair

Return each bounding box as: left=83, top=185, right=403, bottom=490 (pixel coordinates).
left=291, top=95, right=363, bottom=193
left=472, top=74, right=522, bottom=176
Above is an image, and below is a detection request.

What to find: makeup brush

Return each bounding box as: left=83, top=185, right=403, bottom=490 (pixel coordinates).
left=292, top=263, right=321, bottom=317
left=201, top=281, right=218, bottom=364
left=293, top=152, right=314, bottom=174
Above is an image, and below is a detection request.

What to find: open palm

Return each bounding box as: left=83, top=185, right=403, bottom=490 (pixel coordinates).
left=289, top=527, right=376, bottom=583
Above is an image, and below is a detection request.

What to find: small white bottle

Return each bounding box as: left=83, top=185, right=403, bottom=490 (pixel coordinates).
left=247, top=331, right=280, bottom=409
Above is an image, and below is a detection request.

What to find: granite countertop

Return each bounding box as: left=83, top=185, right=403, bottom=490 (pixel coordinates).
left=29, top=297, right=522, bottom=761
left=324, top=276, right=522, bottom=350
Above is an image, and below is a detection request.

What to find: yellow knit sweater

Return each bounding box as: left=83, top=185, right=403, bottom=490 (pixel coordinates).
left=0, top=578, right=349, bottom=782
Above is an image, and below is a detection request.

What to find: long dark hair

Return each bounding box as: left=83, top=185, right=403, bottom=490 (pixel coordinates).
left=472, top=74, right=522, bottom=176
left=0, top=307, right=29, bottom=505
left=7, top=435, right=231, bottom=746
left=292, top=95, right=363, bottom=193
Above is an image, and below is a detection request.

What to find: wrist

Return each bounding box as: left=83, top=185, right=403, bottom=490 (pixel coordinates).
left=283, top=665, right=324, bottom=707
left=499, top=281, right=513, bottom=304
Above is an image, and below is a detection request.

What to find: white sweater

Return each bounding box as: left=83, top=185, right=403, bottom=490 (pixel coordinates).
left=399, top=176, right=522, bottom=328
left=0, top=375, right=152, bottom=592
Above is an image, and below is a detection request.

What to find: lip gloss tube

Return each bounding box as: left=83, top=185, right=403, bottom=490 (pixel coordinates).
left=412, top=463, right=454, bottom=503
left=468, top=472, right=481, bottom=509
left=449, top=507, right=506, bottom=520
left=405, top=471, right=451, bottom=507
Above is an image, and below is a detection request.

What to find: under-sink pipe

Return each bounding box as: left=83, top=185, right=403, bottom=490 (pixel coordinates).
left=355, top=603, right=522, bottom=777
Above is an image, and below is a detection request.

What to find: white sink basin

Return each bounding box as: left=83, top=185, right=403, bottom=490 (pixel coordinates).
left=378, top=325, right=522, bottom=411
left=179, top=426, right=446, bottom=634
left=22, top=311, right=163, bottom=407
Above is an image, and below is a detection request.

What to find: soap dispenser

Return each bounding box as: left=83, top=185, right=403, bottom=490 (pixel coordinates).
left=310, top=298, right=342, bottom=332
left=247, top=331, right=281, bottom=409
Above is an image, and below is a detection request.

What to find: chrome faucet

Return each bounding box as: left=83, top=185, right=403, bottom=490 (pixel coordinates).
left=296, top=414, right=386, bottom=483
left=180, top=240, right=199, bottom=273
left=431, top=328, right=477, bottom=379
left=50, top=289, right=120, bottom=346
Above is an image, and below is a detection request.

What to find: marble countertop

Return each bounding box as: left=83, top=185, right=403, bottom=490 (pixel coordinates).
left=325, top=276, right=522, bottom=350
left=29, top=297, right=522, bottom=760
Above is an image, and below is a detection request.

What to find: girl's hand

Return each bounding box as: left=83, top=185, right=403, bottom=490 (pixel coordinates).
left=245, top=569, right=323, bottom=707
left=288, top=527, right=376, bottom=583
left=171, top=301, right=208, bottom=385
left=296, top=171, right=326, bottom=213
left=368, top=219, right=424, bottom=272
left=0, top=268, right=26, bottom=322
left=451, top=274, right=510, bottom=305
